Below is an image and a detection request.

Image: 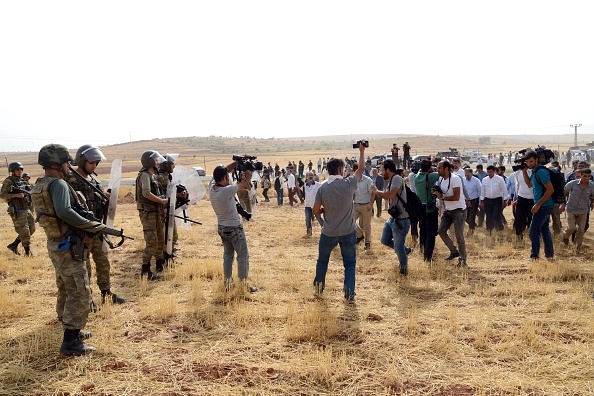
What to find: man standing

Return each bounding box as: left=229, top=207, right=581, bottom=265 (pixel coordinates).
left=371, top=167, right=384, bottom=217
left=403, top=142, right=412, bottom=170
left=371, top=160, right=412, bottom=275
left=313, top=144, right=366, bottom=302
left=391, top=144, right=400, bottom=168
left=414, top=160, right=440, bottom=262
left=479, top=165, right=509, bottom=233
left=31, top=143, right=106, bottom=356
left=67, top=145, right=125, bottom=304
left=136, top=150, right=168, bottom=280
left=522, top=151, right=555, bottom=260
left=474, top=164, right=488, bottom=227
left=274, top=171, right=285, bottom=206
left=1, top=162, right=35, bottom=256
left=433, top=160, right=468, bottom=267
left=560, top=168, right=594, bottom=253
left=513, top=165, right=534, bottom=239
left=303, top=171, right=323, bottom=236
left=352, top=163, right=374, bottom=250
left=463, top=168, right=482, bottom=234
left=210, top=163, right=257, bottom=292
left=286, top=167, right=299, bottom=206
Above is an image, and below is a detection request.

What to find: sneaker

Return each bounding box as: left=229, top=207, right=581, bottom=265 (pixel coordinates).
left=405, top=247, right=413, bottom=256
left=248, top=286, right=259, bottom=293
left=445, top=251, right=460, bottom=260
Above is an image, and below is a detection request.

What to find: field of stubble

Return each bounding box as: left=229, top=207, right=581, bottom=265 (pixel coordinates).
left=1, top=181, right=593, bottom=396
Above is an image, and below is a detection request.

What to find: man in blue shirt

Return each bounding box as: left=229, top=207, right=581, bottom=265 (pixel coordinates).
left=521, top=151, right=555, bottom=259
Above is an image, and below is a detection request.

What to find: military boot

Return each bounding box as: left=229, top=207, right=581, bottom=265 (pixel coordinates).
left=141, top=264, right=160, bottom=281
left=101, top=289, right=126, bottom=304
left=24, top=246, right=33, bottom=257
left=7, top=237, right=21, bottom=255
left=60, top=329, right=96, bottom=356
left=155, top=259, right=166, bottom=273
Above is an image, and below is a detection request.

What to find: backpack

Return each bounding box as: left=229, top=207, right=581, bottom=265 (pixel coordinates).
left=396, top=184, right=426, bottom=223
left=534, top=167, right=565, bottom=204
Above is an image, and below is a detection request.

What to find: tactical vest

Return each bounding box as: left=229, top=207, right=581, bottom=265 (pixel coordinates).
left=65, top=172, right=105, bottom=219
left=2, top=176, right=31, bottom=210
left=31, top=176, right=85, bottom=240
left=136, top=170, right=163, bottom=210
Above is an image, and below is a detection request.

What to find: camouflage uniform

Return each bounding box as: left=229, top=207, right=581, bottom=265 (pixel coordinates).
left=136, top=170, right=165, bottom=265
left=65, top=172, right=111, bottom=291
left=0, top=175, right=36, bottom=249
left=31, top=176, right=92, bottom=330
left=156, top=172, right=178, bottom=247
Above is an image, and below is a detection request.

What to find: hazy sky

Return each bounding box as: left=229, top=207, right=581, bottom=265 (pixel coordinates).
left=1, top=1, right=592, bottom=152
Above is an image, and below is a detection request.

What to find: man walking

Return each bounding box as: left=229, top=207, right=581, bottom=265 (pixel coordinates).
left=560, top=168, right=594, bottom=253
left=463, top=168, right=482, bottom=234
left=303, top=171, right=323, bottom=236
left=513, top=165, right=534, bottom=239
left=433, top=160, right=468, bottom=267
left=479, top=165, right=509, bottom=233
left=521, top=151, right=555, bottom=260
left=313, top=144, right=366, bottom=302
left=352, top=163, right=374, bottom=249
left=370, top=167, right=384, bottom=217
left=414, top=160, right=440, bottom=261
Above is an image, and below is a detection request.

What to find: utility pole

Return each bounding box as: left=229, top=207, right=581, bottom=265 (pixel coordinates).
left=570, top=124, right=582, bottom=146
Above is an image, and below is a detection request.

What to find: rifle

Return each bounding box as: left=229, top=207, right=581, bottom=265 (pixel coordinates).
left=68, top=166, right=110, bottom=223
left=36, top=206, right=134, bottom=249
left=10, top=186, right=32, bottom=206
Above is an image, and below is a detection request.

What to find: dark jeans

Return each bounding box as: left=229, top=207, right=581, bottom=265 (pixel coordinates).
left=484, top=197, right=504, bottom=232
left=438, top=209, right=467, bottom=260
left=313, top=231, right=357, bottom=300
left=374, top=195, right=382, bottom=217
left=262, top=188, right=270, bottom=201
left=466, top=198, right=479, bottom=230
left=419, top=211, right=439, bottom=260
left=276, top=189, right=283, bottom=205
left=305, top=206, right=323, bottom=230
left=529, top=205, right=554, bottom=259
left=513, top=196, right=533, bottom=237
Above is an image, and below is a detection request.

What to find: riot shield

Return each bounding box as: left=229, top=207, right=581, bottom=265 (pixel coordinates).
left=103, top=159, right=122, bottom=252
left=171, top=164, right=206, bottom=229
left=165, top=182, right=176, bottom=257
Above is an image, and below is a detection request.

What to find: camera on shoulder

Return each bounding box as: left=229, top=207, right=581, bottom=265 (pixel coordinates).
left=233, top=155, right=263, bottom=173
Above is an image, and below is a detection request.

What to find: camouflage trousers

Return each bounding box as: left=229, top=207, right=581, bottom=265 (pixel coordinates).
left=85, top=233, right=111, bottom=291
left=139, top=210, right=164, bottom=263
left=9, top=208, right=35, bottom=247
left=47, top=240, right=91, bottom=330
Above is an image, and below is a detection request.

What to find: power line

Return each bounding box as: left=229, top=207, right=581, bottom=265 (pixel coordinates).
left=570, top=124, right=582, bottom=146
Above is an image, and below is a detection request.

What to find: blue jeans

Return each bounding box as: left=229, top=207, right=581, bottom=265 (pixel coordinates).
left=380, top=217, right=411, bottom=275
left=217, top=225, right=249, bottom=281
left=313, top=231, right=356, bottom=300
left=529, top=205, right=554, bottom=259
left=276, top=189, right=283, bottom=205
left=305, top=206, right=324, bottom=230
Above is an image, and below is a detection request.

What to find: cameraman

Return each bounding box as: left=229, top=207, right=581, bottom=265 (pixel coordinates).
left=210, top=162, right=257, bottom=292
left=312, top=142, right=366, bottom=302
left=521, top=150, right=554, bottom=260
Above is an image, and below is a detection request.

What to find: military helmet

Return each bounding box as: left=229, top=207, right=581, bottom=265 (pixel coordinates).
left=8, top=162, right=23, bottom=172
left=75, top=144, right=106, bottom=168
left=159, top=153, right=178, bottom=172
left=22, top=173, right=30, bottom=179
left=140, top=150, right=166, bottom=169
left=38, top=144, right=74, bottom=168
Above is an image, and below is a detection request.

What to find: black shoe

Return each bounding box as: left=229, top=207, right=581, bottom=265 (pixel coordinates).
left=356, top=236, right=365, bottom=244
left=60, top=338, right=96, bottom=356
left=364, top=243, right=371, bottom=250
left=445, top=251, right=460, bottom=260
left=141, top=264, right=161, bottom=281
left=155, top=259, right=166, bottom=272
left=248, top=286, right=259, bottom=293
left=24, top=246, right=33, bottom=256
left=7, top=242, right=20, bottom=255
left=405, top=247, right=413, bottom=255
left=563, top=238, right=569, bottom=246
left=457, top=259, right=467, bottom=268
left=79, top=330, right=92, bottom=340
left=101, top=290, right=126, bottom=304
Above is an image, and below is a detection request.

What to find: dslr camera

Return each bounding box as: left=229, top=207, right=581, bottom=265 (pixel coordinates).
left=388, top=204, right=402, bottom=219
left=233, top=155, right=263, bottom=173
left=512, top=146, right=555, bottom=171
left=353, top=140, right=369, bottom=149
left=431, top=184, right=443, bottom=199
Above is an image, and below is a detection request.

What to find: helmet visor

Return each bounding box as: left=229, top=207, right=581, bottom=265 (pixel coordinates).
left=151, top=152, right=167, bottom=166
left=81, top=147, right=106, bottom=163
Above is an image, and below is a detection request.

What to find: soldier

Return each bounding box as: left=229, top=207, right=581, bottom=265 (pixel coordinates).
left=66, top=145, right=125, bottom=304
left=1, top=162, right=36, bottom=256
left=31, top=143, right=106, bottom=356
left=136, top=150, right=168, bottom=280
left=157, top=154, right=188, bottom=257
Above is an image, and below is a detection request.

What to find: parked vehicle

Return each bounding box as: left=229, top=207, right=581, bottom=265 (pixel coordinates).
left=192, top=166, right=206, bottom=177
left=370, top=153, right=392, bottom=166
left=412, top=154, right=431, bottom=162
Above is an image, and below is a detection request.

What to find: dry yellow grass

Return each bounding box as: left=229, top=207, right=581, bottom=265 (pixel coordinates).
left=1, top=193, right=593, bottom=395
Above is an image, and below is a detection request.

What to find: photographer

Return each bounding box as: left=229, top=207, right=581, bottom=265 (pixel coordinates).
left=210, top=162, right=257, bottom=292
left=433, top=160, right=468, bottom=267
left=371, top=159, right=413, bottom=275
left=521, top=150, right=555, bottom=260
left=312, top=141, right=366, bottom=302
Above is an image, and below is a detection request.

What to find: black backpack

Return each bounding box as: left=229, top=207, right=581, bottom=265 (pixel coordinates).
left=534, top=167, right=565, bottom=204
left=396, top=184, right=426, bottom=223
left=274, top=177, right=281, bottom=190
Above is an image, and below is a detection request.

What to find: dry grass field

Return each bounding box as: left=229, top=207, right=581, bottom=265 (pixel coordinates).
left=1, top=136, right=593, bottom=395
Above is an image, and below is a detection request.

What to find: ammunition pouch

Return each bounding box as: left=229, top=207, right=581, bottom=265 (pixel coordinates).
left=7, top=206, right=17, bottom=220
left=57, top=234, right=87, bottom=261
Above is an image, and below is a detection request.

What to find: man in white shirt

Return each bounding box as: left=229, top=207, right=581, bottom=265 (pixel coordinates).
left=513, top=165, right=534, bottom=239
left=352, top=163, right=374, bottom=249
left=463, top=168, right=482, bottom=233
left=480, top=165, right=509, bottom=233
left=286, top=168, right=299, bottom=206
left=432, top=160, right=468, bottom=267
left=303, top=171, right=323, bottom=236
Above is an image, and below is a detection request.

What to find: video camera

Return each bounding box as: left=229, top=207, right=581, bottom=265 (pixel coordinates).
left=512, top=146, right=555, bottom=171
left=353, top=140, right=369, bottom=149
left=233, top=155, right=263, bottom=173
